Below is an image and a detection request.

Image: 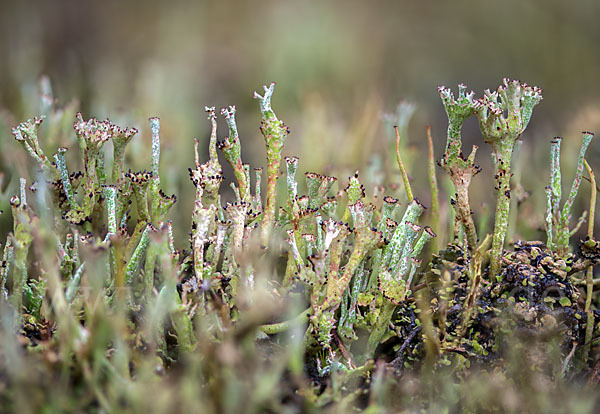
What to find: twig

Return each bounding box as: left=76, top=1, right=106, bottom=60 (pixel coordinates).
left=583, top=159, right=596, bottom=363
left=426, top=125, right=440, bottom=253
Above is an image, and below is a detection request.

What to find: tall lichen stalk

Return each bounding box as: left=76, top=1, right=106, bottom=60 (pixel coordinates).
left=474, top=79, right=542, bottom=279
left=438, top=84, right=480, bottom=254
left=254, top=83, right=290, bottom=244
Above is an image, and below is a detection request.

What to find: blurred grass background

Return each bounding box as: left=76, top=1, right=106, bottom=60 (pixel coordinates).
left=1, top=0, right=600, bottom=245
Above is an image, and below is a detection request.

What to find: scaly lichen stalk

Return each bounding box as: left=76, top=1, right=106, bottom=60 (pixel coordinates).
left=556, top=132, right=593, bottom=254
left=103, top=185, right=118, bottom=235
left=488, top=138, right=515, bottom=279
left=474, top=79, right=542, bottom=279
left=149, top=117, right=161, bottom=180
left=545, top=186, right=554, bottom=249
left=53, top=147, right=76, bottom=208
left=550, top=137, right=562, bottom=218
left=11, top=116, right=54, bottom=174
left=220, top=106, right=249, bottom=202
left=254, top=83, right=290, bottom=244
left=0, top=238, right=14, bottom=300
left=125, top=225, right=151, bottom=284
left=438, top=84, right=480, bottom=253
left=111, top=124, right=138, bottom=182
left=10, top=196, right=33, bottom=312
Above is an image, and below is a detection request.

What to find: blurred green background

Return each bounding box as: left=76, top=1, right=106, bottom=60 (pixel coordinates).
left=1, top=0, right=600, bottom=244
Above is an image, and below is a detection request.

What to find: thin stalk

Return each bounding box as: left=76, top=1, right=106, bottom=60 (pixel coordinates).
left=259, top=308, right=311, bottom=335
left=583, top=159, right=596, bottom=363
left=394, top=126, right=413, bottom=201
left=557, top=132, right=593, bottom=254
left=1, top=239, right=14, bottom=300
left=426, top=125, right=440, bottom=253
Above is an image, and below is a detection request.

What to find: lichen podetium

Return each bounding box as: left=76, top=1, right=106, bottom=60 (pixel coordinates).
left=438, top=84, right=480, bottom=254
left=254, top=83, right=290, bottom=245
left=474, top=79, right=542, bottom=280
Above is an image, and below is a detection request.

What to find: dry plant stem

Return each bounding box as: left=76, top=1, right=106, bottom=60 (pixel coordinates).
left=394, top=126, right=413, bottom=202
left=426, top=125, right=440, bottom=253
left=584, top=159, right=596, bottom=363
left=458, top=233, right=492, bottom=338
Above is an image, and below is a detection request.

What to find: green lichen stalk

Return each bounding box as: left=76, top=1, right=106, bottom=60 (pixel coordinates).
left=9, top=195, right=33, bottom=312
left=556, top=132, right=593, bottom=253
left=219, top=106, right=249, bottom=202
left=438, top=84, right=480, bottom=253
left=474, top=79, right=542, bottom=279
left=254, top=83, right=290, bottom=244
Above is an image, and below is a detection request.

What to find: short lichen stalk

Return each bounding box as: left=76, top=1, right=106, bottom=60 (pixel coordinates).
left=193, top=107, right=223, bottom=209
left=474, top=79, right=542, bottom=279
left=438, top=84, right=480, bottom=254
left=11, top=116, right=55, bottom=175
left=322, top=202, right=384, bottom=310
left=254, top=83, right=290, bottom=244
left=365, top=210, right=434, bottom=359
left=218, top=106, right=249, bottom=202
left=111, top=124, right=138, bottom=182
left=53, top=147, right=76, bottom=209
left=71, top=113, right=113, bottom=225
left=546, top=133, right=594, bottom=255
left=9, top=195, right=34, bottom=312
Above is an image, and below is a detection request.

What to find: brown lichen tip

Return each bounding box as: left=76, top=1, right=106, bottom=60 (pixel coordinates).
left=305, top=172, right=322, bottom=180
left=406, top=221, right=422, bottom=233
left=383, top=196, right=399, bottom=205
left=125, top=169, right=153, bottom=184
left=216, top=139, right=230, bottom=150
left=412, top=197, right=427, bottom=210
left=158, top=189, right=176, bottom=203
left=298, top=207, right=318, bottom=218
left=423, top=225, right=437, bottom=238
left=111, top=124, right=138, bottom=140
left=9, top=195, right=20, bottom=207
left=73, top=113, right=113, bottom=146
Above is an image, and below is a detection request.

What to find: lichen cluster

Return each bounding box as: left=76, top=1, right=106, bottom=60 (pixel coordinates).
left=2, top=79, right=600, bottom=412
